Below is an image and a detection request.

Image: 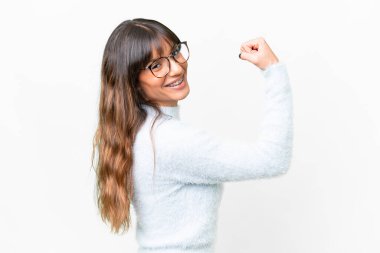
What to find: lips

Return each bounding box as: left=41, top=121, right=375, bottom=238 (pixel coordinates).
left=164, top=76, right=184, bottom=87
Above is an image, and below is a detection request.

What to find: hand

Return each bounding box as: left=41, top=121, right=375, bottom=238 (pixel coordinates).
left=239, top=37, right=279, bottom=71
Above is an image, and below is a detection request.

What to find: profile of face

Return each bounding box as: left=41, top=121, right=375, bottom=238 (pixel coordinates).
left=138, top=40, right=190, bottom=107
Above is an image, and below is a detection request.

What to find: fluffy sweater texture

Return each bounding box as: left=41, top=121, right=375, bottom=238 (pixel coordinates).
left=131, top=62, right=293, bottom=252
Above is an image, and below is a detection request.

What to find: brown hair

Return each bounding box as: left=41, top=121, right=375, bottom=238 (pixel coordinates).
left=91, top=18, right=181, bottom=233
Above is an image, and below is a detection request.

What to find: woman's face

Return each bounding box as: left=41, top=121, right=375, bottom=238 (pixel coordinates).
left=138, top=41, right=190, bottom=107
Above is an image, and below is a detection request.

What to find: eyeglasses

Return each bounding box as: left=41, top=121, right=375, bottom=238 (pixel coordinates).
left=142, top=41, right=189, bottom=78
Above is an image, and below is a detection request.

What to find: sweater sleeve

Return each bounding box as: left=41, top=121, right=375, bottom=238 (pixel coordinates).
left=154, top=62, right=293, bottom=185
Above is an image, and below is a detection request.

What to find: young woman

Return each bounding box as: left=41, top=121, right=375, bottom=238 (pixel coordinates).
left=92, top=18, right=293, bottom=252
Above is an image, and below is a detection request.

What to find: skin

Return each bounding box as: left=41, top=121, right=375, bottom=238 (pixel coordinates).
left=239, top=37, right=279, bottom=70
left=138, top=41, right=190, bottom=107
left=138, top=36, right=278, bottom=106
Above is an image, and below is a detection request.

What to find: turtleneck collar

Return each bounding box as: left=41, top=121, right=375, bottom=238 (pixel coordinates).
left=141, top=104, right=181, bottom=120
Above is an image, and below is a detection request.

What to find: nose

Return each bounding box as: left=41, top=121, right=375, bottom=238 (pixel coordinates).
left=168, top=57, right=183, bottom=76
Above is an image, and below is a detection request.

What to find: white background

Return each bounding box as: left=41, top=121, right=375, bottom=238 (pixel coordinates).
left=1, top=0, right=379, bottom=252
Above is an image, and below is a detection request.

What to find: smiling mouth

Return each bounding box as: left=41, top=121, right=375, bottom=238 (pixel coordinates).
left=164, top=76, right=184, bottom=87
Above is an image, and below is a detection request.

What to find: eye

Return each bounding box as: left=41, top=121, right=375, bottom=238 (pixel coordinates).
left=151, top=63, right=161, bottom=70
left=172, top=45, right=181, bottom=56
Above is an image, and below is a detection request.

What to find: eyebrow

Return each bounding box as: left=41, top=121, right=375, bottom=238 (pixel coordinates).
left=146, top=43, right=178, bottom=67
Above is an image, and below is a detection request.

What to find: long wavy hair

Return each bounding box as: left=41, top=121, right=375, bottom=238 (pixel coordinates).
left=91, top=18, right=181, bottom=233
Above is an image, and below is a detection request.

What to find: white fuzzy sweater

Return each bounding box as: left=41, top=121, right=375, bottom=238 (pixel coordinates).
left=131, top=62, right=293, bottom=252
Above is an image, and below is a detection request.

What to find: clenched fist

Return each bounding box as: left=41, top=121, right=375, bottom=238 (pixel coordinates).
left=239, top=37, right=279, bottom=71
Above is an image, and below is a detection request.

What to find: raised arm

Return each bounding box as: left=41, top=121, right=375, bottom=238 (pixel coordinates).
left=153, top=38, right=293, bottom=184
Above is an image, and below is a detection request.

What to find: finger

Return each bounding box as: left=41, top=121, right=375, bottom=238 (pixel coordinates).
left=241, top=38, right=262, bottom=52
left=239, top=51, right=258, bottom=63
left=239, top=51, right=247, bottom=60
left=239, top=51, right=248, bottom=61
left=242, top=44, right=253, bottom=53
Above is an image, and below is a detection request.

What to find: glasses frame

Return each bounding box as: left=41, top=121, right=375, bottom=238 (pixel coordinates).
left=142, top=41, right=189, bottom=78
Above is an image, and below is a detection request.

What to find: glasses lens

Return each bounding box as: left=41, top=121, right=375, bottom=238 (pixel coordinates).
left=151, top=58, right=169, bottom=78
left=173, top=43, right=189, bottom=63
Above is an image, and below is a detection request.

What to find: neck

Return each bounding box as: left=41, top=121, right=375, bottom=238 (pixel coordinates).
left=141, top=104, right=181, bottom=120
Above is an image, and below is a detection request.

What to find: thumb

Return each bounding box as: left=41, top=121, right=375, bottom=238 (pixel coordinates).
left=239, top=51, right=259, bottom=64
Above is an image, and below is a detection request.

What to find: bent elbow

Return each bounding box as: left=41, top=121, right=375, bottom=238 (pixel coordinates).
left=268, top=146, right=293, bottom=177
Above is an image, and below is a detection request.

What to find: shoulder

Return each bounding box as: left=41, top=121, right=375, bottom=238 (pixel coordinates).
left=153, top=118, right=219, bottom=151
left=154, top=118, right=201, bottom=140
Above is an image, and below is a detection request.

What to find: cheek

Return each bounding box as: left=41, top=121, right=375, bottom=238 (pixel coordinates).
left=138, top=75, right=165, bottom=95
left=149, top=77, right=165, bottom=89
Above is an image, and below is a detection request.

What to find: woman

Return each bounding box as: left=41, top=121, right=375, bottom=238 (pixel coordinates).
left=92, top=18, right=293, bottom=252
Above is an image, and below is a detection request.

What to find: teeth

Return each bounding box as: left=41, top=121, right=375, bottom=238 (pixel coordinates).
left=167, top=77, right=183, bottom=87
